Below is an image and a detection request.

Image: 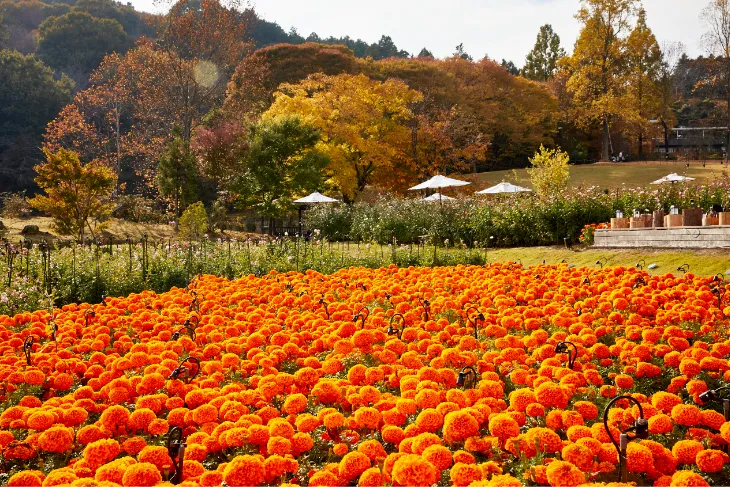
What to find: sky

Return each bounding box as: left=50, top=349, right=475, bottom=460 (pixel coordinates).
left=129, top=0, right=709, bottom=65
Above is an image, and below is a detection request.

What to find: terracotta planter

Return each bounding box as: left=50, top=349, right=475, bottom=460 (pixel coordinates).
left=682, top=208, right=702, bottom=227
left=611, top=218, right=629, bottom=229
left=653, top=210, right=665, bottom=227
left=665, top=214, right=683, bottom=227
left=630, top=217, right=647, bottom=229
left=720, top=212, right=730, bottom=226
left=703, top=216, right=719, bottom=226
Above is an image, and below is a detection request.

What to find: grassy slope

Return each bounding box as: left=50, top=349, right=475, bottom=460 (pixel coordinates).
left=473, top=160, right=730, bottom=190
left=484, top=246, right=730, bottom=277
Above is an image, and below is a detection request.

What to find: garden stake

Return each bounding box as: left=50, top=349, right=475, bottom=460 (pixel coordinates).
left=387, top=313, right=406, bottom=339
left=466, top=306, right=485, bottom=340
left=603, top=396, right=649, bottom=483
left=167, top=426, right=186, bottom=485
left=456, top=366, right=478, bottom=389
left=554, top=341, right=578, bottom=369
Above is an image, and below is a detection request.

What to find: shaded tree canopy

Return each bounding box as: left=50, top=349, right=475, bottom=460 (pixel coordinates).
left=37, top=11, right=130, bottom=85
left=0, top=50, right=73, bottom=192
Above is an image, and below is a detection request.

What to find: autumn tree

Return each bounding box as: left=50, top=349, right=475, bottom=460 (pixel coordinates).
left=523, top=24, right=566, bottom=81
left=624, top=8, right=661, bottom=158
left=225, top=43, right=360, bottom=117
left=234, top=116, right=328, bottom=219
left=156, top=0, right=251, bottom=73
left=702, top=0, right=730, bottom=162
left=193, top=120, right=248, bottom=190
left=28, top=148, right=116, bottom=241
left=565, top=0, right=637, bottom=161
left=527, top=145, right=570, bottom=198
left=263, top=73, right=423, bottom=202
left=157, top=127, right=199, bottom=217
left=37, top=11, right=130, bottom=86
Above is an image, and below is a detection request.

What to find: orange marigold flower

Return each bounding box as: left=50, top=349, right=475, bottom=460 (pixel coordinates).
left=358, top=439, right=387, bottom=461
left=562, top=443, right=593, bottom=471
left=450, top=462, right=483, bottom=487
left=222, top=455, right=266, bottom=487
left=545, top=460, right=585, bottom=487
left=121, top=462, right=162, bottom=487
left=422, top=444, right=453, bottom=471
left=696, top=449, right=725, bottom=473
left=137, top=445, right=173, bottom=471
left=358, top=467, right=383, bottom=487
left=309, top=471, right=340, bottom=487
left=626, top=442, right=653, bottom=473
left=671, top=404, right=702, bottom=427
left=652, top=392, right=682, bottom=414
left=100, top=405, right=130, bottom=431
left=669, top=471, right=709, bottom=486
left=672, top=439, right=704, bottom=464
left=391, top=454, right=439, bottom=487
left=339, top=451, right=371, bottom=481
left=488, top=414, right=520, bottom=442
left=648, top=414, right=674, bottom=435
left=38, top=426, right=74, bottom=453
left=8, top=471, right=42, bottom=487
left=444, top=410, right=480, bottom=444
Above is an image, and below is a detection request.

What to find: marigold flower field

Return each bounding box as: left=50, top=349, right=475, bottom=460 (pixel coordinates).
left=1, top=263, right=730, bottom=487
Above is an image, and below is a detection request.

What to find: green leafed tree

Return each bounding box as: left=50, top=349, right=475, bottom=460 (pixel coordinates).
left=501, top=59, right=520, bottom=76
left=37, top=11, right=130, bottom=86
left=453, top=43, right=473, bottom=61
left=234, top=116, right=328, bottom=219
left=522, top=24, right=566, bottom=81
left=28, top=148, right=117, bottom=241
left=0, top=50, right=73, bottom=192
left=0, top=14, right=8, bottom=49
left=417, top=48, right=434, bottom=58
left=527, top=145, right=570, bottom=198
left=157, top=127, right=199, bottom=218
left=178, top=201, right=208, bottom=240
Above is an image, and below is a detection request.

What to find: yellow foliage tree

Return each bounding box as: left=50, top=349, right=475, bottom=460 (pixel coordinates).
left=262, top=73, right=423, bottom=202
left=527, top=145, right=570, bottom=198
left=28, top=148, right=117, bottom=241
left=564, top=0, right=638, bottom=161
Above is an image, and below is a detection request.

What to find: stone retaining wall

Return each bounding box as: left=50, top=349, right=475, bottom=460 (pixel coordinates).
left=594, top=226, right=730, bottom=248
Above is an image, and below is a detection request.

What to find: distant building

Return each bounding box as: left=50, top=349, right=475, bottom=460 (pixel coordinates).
left=654, top=127, right=727, bottom=156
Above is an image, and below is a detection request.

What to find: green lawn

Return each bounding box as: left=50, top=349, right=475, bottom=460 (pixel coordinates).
left=484, top=246, right=730, bottom=277
left=474, top=160, right=730, bottom=190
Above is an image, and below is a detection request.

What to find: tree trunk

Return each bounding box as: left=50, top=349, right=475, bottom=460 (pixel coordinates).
left=602, top=119, right=610, bottom=161
left=638, top=133, right=643, bottom=160
left=662, top=121, right=669, bottom=159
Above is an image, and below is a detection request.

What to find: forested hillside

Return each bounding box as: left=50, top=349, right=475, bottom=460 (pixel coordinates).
left=0, top=0, right=727, bottom=202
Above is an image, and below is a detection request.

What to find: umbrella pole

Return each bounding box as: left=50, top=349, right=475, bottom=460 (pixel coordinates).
left=439, top=188, right=442, bottom=207
left=298, top=206, right=303, bottom=237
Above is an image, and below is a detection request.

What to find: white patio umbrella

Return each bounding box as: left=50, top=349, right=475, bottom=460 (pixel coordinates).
left=293, top=192, right=339, bottom=235
left=409, top=174, right=470, bottom=205
left=293, top=192, right=339, bottom=204
left=423, top=193, right=455, bottom=202
left=476, top=182, right=532, bottom=194
left=651, top=173, right=696, bottom=184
